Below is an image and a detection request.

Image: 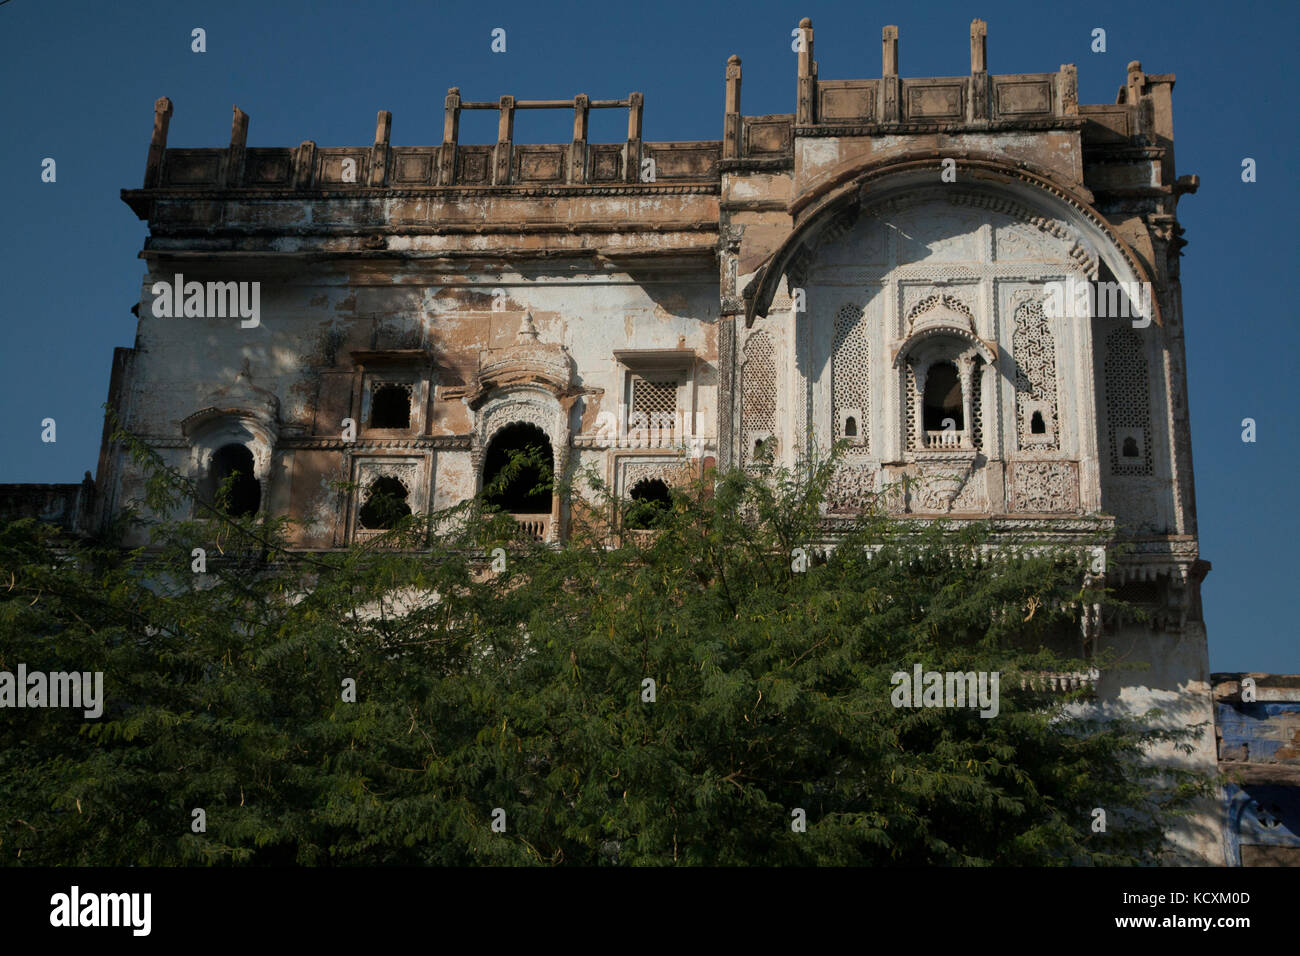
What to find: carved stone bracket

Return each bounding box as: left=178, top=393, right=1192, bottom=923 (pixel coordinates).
left=909, top=452, right=979, bottom=513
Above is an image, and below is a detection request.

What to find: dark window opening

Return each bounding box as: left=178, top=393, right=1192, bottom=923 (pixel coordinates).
left=1030, top=411, right=1046, bottom=434
left=844, top=416, right=858, bottom=437
left=483, top=423, right=554, bottom=514
left=922, top=363, right=963, bottom=432
left=208, top=444, right=260, bottom=517
left=359, top=475, right=412, bottom=529
left=1122, top=436, right=1140, bottom=458
left=624, top=478, right=672, bottom=530
left=370, top=385, right=411, bottom=429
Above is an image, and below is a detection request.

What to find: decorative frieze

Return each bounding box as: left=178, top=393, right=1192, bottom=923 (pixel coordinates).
left=1009, top=460, right=1079, bottom=513
left=826, top=462, right=877, bottom=513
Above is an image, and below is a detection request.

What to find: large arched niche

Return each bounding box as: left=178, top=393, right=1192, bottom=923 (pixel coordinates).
left=784, top=183, right=1099, bottom=458
left=744, top=157, right=1157, bottom=328
left=747, top=165, right=1153, bottom=518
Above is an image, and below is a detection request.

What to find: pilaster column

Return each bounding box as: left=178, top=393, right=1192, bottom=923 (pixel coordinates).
left=958, top=354, right=977, bottom=450
left=912, top=360, right=928, bottom=450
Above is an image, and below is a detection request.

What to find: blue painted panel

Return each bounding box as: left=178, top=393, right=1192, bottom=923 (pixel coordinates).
left=1223, top=783, right=1300, bottom=865
left=1216, top=701, right=1300, bottom=763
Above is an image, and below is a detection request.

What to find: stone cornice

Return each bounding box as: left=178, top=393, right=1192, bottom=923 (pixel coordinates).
left=719, top=158, right=794, bottom=173
left=811, top=514, right=1115, bottom=535
left=139, top=246, right=720, bottom=263
left=287, top=436, right=473, bottom=450
left=123, top=183, right=722, bottom=219
left=795, top=118, right=1084, bottom=136
left=140, top=435, right=474, bottom=450
left=145, top=220, right=721, bottom=239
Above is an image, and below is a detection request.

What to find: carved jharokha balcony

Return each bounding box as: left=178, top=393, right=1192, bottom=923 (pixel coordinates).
left=923, top=429, right=967, bottom=449
left=511, top=514, right=551, bottom=541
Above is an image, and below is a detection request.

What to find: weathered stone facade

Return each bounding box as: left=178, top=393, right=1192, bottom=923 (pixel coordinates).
left=87, top=19, right=1222, bottom=860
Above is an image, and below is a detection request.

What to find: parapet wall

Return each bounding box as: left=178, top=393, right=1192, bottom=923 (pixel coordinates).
left=121, top=18, right=1179, bottom=232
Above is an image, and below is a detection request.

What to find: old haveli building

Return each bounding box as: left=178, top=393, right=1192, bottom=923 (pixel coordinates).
left=49, top=18, right=1226, bottom=860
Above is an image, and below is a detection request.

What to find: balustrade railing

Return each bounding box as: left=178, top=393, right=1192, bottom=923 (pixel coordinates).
left=924, top=429, right=965, bottom=449
left=512, top=514, right=550, bottom=541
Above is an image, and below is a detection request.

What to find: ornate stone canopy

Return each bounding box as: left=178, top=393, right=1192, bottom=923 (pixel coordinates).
left=460, top=315, right=578, bottom=484
left=893, top=294, right=996, bottom=368
left=463, top=312, right=576, bottom=409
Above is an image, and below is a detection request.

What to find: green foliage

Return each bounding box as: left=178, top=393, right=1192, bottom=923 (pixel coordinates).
left=0, top=429, right=1210, bottom=866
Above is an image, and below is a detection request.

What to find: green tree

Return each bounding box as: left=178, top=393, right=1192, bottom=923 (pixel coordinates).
left=0, top=429, right=1210, bottom=866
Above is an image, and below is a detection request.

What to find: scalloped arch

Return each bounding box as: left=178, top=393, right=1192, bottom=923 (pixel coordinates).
left=742, top=153, right=1159, bottom=329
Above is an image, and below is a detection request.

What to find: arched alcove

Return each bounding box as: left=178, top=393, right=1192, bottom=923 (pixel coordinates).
left=181, top=370, right=279, bottom=522
left=623, top=477, right=673, bottom=530
left=472, top=386, right=570, bottom=542
left=922, top=362, right=963, bottom=433
left=205, top=443, right=261, bottom=517
left=482, top=422, right=555, bottom=522
left=358, top=475, right=412, bottom=529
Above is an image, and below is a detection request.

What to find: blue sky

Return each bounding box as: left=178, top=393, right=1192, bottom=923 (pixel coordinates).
left=1, top=0, right=1296, bottom=671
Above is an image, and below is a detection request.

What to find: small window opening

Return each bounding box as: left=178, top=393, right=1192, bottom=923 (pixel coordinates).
left=1122, top=436, right=1140, bottom=458
left=845, top=416, right=858, bottom=437
left=1030, top=411, right=1046, bottom=434
left=208, top=444, right=260, bottom=517
left=624, top=478, right=673, bottom=530
left=922, top=363, right=963, bottom=432
left=370, top=385, right=411, bottom=429
left=359, top=475, right=412, bottom=529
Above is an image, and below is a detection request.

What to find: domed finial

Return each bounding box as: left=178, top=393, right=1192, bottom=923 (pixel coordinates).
left=728, top=54, right=741, bottom=65
left=1127, top=60, right=1142, bottom=73
left=799, top=17, right=811, bottom=27
left=517, top=311, right=539, bottom=343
